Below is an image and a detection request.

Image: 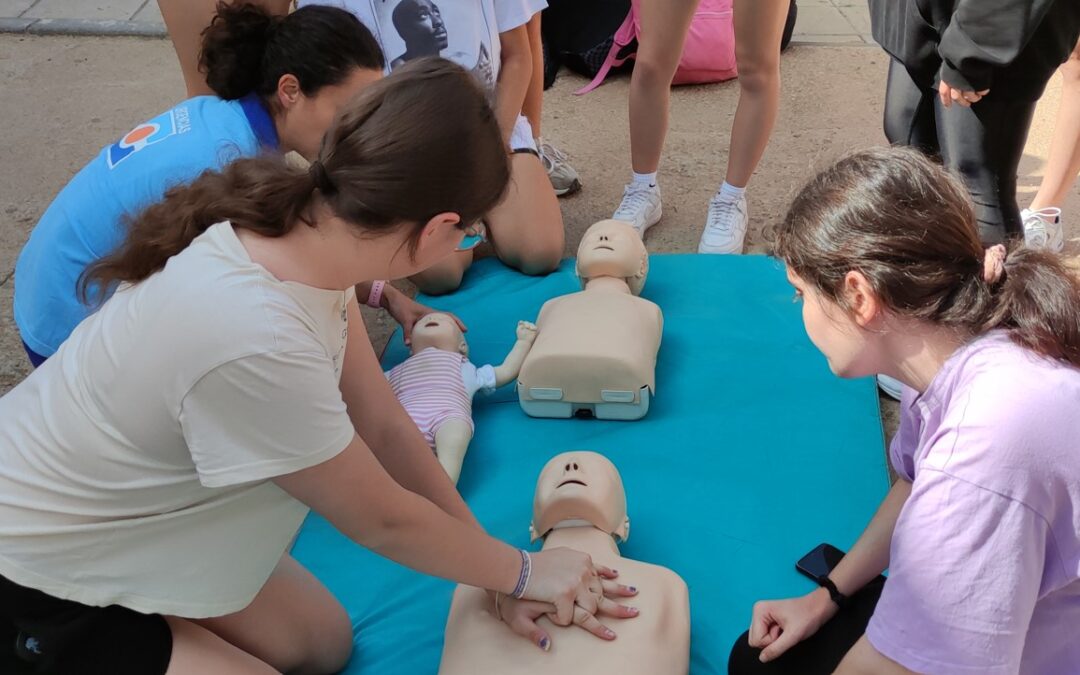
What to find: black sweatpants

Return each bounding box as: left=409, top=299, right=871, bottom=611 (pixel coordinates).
left=728, top=577, right=885, bottom=674
left=883, top=58, right=1038, bottom=245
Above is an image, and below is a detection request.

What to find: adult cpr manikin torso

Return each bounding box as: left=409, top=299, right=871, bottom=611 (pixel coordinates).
left=439, top=452, right=690, bottom=675
left=518, top=221, right=662, bottom=420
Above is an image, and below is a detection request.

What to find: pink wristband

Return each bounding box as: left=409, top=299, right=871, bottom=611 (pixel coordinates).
left=366, top=280, right=386, bottom=309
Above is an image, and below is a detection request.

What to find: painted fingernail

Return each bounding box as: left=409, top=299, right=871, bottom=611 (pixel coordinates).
left=539, top=637, right=551, bottom=651
left=605, top=628, right=616, bottom=638
left=628, top=586, right=638, bottom=593
left=612, top=569, right=619, bottom=575
left=629, top=607, right=640, bottom=615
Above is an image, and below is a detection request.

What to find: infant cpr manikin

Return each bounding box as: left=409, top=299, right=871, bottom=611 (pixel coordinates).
left=386, top=313, right=537, bottom=484
left=438, top=451, right=690, bottom=675
left=517, top=220, right=662, bottom=420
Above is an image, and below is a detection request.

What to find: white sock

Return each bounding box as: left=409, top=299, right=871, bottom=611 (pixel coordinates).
left=632, top=171, right=658, bottom=188
left=718, top=181, right=746, bottom=202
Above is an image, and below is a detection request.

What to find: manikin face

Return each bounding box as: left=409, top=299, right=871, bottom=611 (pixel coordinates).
left=395, top=0, right=449, bottom=51
left=575, top=220, right=648, bottom=290
left=409, top=312, right=467, bottom=355
left=531, top=451, right=629, bottom=543
left=787, top=267, right=878, bottom=379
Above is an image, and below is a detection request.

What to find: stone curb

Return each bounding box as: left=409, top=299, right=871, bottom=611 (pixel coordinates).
left=0, top=17, right=166, bottom=37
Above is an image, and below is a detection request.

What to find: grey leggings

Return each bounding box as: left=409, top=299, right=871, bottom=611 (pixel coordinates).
left=883, top=59, right=1038, bottom=245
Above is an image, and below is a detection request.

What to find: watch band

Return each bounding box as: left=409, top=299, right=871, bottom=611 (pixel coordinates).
left=366, top=280, right=386, bottom=309
left=818, top=576, right=849, bottom=609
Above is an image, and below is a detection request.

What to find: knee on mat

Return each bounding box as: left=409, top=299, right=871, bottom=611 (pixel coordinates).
left=412, top=264, right=467, bottom=296
left=297, top=605, right=354, bottom=674
left=510, top=244, right=562, bottom=277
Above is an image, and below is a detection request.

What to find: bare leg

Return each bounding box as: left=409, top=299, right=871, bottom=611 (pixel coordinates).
left=1030, top=40, right=1080, bottom=210
left=724, top=0, right=790, bottom=188
left=158, top=0, right=291, bottom=98
left=434, top=418, right=474, bottom=485
left=523, top=14, right=544, bottom=138
left=164, top=617, right=278, bottom=674
left=411, top=249, right=474, bottom=296
left=629, top=0, right=700, bottom=174
left=191, top=555, right=353, bottom=675
left=485, top=153, right=564, bottom=276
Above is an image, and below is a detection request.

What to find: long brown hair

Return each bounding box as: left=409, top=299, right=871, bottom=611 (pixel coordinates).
left=81, top=58, right=508, bottom=303
left=776, top=146, right=1080, bottom=367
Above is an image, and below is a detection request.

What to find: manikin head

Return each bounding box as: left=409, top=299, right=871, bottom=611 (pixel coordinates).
left=575, top=220, right=649, bottom=295
left=530, top=451, right=630, bottom=543
left=409, top=312, right=468, bottom=357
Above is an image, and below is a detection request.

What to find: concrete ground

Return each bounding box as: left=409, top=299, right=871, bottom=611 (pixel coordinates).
left=1, top=32, right=1078, bottom=449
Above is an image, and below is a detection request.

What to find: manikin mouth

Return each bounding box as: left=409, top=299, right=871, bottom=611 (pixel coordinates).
left=424, top=321, right=439, bottom=328
left=594, top=245, right=614, bottom=251
left=557, top=479, right=587, bottom=488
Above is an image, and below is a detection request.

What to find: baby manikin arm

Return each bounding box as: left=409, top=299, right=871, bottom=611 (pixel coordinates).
left=493, top=321, right=538, bottom=388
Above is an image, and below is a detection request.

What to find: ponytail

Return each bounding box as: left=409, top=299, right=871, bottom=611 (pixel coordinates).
left=199, top=2, right=384, bottom=102
left=82, top=58, right=508, bottom=304
left=777, top=146, right=1080, bottom=368
left=79, top=157, right=315, bottom=305
left=984, top=248, right=1080, bottom=367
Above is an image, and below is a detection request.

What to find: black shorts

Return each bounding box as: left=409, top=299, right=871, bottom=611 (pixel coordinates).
left=0, top=572, right=172, bottom=675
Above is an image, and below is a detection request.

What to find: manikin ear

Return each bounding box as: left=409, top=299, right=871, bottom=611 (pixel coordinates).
left=636, top=252, right=648, bottom=280
left=843, top=270, right=881, bottom=329
left=458, top=339, right=469, bottom=358
left=275, top=73, right=302, bottom=112
left=613, top=516, right=630, bottom=543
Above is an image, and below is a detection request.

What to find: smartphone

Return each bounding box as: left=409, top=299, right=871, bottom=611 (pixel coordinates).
left=795, top=543, right=846, bottom=583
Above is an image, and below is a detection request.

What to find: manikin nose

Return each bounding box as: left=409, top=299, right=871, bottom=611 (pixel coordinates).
left=564, top=461, right=580, bottom=472
left=599, top=235, right=609, bottom=241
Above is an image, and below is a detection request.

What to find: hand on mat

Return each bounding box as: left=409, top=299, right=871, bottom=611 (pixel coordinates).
left=938, top=80, right=989, bottom=108
left=524, top=548, right=617, bottom=627
left=495, top=579, right=639, bottom=649
left=748, top=590, right=838, bottom=663
left=385, top=289, right=467, bottom=345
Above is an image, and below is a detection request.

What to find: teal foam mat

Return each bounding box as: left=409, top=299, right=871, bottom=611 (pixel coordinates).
left=291, top=255, right=888, bottom=673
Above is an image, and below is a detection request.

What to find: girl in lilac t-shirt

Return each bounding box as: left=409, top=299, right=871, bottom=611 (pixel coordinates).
left=730, top=146, right=1080, bottom=675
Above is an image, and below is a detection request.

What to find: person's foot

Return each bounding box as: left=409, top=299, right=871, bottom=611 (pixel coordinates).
left=698, top=192, right=748, bottom=254
left=613, top=183, right=662, bottom=238
left=538, top=139, right=582, bottom=197
left=877, top=374, right=903, bottom=401
left=1022, top=207, right=1064, bottom=252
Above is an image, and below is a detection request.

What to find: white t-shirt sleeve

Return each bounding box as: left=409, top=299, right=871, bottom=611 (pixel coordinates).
left=461, top=361, right=498, bottom=397
left=494, top=0, right=546, bottom=33
left=180, top=351, right=356, bottom=488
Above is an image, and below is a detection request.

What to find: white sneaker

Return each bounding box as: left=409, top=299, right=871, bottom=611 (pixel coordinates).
left=537, top=139, right=582, bottom=197
left=698, top=192, right=748, bottom=254
left=876, top=374, right=903, bottom=401
left=613, top=183, right=662, bottom=238
left=1022, top=207, right=1064, bottom=252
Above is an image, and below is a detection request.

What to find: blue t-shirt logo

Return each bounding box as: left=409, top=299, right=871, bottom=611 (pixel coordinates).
left=107, top=110, right=178, bottom=169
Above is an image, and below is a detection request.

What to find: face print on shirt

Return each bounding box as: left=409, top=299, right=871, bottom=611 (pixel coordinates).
left=373, top=0, right=497, bottom=92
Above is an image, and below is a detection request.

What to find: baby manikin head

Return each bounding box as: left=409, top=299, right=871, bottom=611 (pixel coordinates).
left=410, top=312, right=468, bottom=357
left=530, top=451, right=630, bottom=543
left=575, top=220, right=649, bottom=296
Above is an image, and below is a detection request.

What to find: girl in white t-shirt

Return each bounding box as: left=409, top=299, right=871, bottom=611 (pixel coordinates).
left=0, top=60, right=635, bottom=675
left=304, top=0, right=564, bottom=294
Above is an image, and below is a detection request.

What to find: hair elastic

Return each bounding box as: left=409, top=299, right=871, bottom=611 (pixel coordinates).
left=309, top=160, right=336, bottom=195
left=983, top=244, right=1007, bottom=285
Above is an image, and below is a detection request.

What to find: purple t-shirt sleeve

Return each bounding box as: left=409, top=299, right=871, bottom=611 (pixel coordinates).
left=866, top=469, right=1047, bottom=674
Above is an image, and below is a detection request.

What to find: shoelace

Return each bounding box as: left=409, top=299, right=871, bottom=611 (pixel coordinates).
left=539, top=142, right=568, bottom=173
left=705, top=196, right=739, bottom=235
left=615, top=185, right=654, bottom=218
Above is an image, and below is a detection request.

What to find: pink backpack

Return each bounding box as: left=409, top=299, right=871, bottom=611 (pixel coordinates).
left=575, top=0, right=738, bottom=95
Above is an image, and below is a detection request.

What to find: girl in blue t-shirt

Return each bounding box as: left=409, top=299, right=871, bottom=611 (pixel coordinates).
left=13, top=3, right=445, bottom=365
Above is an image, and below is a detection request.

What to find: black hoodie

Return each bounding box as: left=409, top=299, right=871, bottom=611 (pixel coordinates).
left=870, top=0, right=1080, bottom=101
